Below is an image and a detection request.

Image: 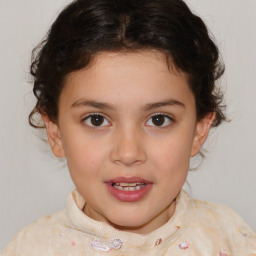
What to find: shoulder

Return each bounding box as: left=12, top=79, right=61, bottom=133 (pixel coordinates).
left=19, top=209, right=69, bottom=236
left=189, top=198, right=252, bottom=230
left=184, top=197, right=256, bottom=254
left=1, top=210, right=70, bottom=255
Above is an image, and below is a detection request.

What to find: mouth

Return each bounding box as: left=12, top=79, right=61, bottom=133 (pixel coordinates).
left=105, top=177, right=153, bottom=202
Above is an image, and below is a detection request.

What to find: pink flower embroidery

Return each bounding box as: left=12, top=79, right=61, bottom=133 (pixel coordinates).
left=110, top=239, right=122, bottom=249
left=89, top=238, right=111, bottom=252
left=178, top=241, right=189, bottom=249
left=219, top=249, right=231, bottom=256
left=89, top=238, right=123, bottom=252
left=155, top=238, right=162, bottom=247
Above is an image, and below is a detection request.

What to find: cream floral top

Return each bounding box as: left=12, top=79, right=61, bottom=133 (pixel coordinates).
left=1, top=189, right=256, bottom=255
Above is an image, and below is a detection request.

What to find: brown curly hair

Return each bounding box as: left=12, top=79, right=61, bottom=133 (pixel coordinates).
left=29, top=0, right=226, bottom=128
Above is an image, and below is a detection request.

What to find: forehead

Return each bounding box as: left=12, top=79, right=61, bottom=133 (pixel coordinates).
left=61, top=50, right=195, bottom=110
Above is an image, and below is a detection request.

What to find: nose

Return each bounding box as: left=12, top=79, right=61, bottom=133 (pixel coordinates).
left=110, top=127, right=147, bottom=167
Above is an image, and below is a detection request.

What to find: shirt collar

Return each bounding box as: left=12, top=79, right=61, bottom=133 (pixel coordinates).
left=66, top=188, right=190, bottom=249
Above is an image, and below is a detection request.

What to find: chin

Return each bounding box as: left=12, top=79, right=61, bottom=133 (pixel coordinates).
left=107, top=213, right=152, bottom=233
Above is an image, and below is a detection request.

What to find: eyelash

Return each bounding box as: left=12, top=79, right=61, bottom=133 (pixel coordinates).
left=82, top=113, right=174, bottom=128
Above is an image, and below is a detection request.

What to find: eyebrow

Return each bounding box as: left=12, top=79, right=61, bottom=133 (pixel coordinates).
left=71, top=99, right=115, bottom=110
left=142, top=99, right=185, bottom=111
left=71, top=98, right=185, bottom=110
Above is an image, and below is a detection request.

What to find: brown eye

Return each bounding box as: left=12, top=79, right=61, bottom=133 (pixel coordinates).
left=152, top=115, right=165, bottom=126
left=84, top=114, right=110, bottom=127
left=146, top=114, right=172, bottom=127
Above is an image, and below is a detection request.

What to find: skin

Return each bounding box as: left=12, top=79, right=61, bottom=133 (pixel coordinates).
left=43, top=50, right=214, bottom=234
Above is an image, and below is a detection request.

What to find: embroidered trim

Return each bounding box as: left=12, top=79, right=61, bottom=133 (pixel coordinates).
left=178, top=241, right=189, bottom=249
left=89, top=238, right=123, bottom=252
left=154, top=238, right=162, bottom=247
left=219, top=250, right=231, bottom=256
left=110, top=239, right=122, bottom=249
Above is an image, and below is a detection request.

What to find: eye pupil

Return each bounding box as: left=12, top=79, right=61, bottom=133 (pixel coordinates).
left=152, top=115, right=165, bottom=126
left=91, top=115, right=104, bottom=126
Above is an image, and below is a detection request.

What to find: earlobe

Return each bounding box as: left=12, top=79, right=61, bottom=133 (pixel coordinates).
left=191, top=112, right=215, bottom=157
left=42, top=115, right=65, bottom=158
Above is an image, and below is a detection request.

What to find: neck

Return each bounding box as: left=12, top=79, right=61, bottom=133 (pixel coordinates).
left=83, top=198, right=177, bottom=235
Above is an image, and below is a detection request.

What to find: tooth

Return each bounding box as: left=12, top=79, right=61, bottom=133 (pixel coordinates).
left=114, top=185, right=123, bottom=191
left=120, top=183, right=129, bottom=186
left=113, top=182, right=148, bottom=191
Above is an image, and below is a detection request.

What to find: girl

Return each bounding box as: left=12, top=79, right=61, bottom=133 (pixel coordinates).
left=2, top=0, right=256, bottom=255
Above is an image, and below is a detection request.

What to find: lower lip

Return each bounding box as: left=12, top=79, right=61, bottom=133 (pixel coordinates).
left=105, top=183, right=153, bottom=202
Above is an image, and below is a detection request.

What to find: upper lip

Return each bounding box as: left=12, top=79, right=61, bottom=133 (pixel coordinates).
left=105, top=177, right=153, bottom=184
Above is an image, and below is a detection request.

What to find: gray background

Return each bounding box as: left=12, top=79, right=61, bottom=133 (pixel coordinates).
left=1, top=0, right=255, bottom=250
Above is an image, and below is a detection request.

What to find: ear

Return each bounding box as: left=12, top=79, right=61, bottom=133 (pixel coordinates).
left=191, top=112, right=215, bottom=157
left=42, top=115, right=65, bottom=158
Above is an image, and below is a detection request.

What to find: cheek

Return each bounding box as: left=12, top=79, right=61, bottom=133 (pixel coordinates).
left=151, top=142, right=190, bottom=203
left=149, top=132, right=194, bottom=184
left=152, top=135, right=193, bottom=166
left=62, top=134, right=107, bottom=177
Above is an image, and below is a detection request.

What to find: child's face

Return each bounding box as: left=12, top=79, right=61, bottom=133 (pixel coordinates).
left=44, top=50, right=213, bottom=234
